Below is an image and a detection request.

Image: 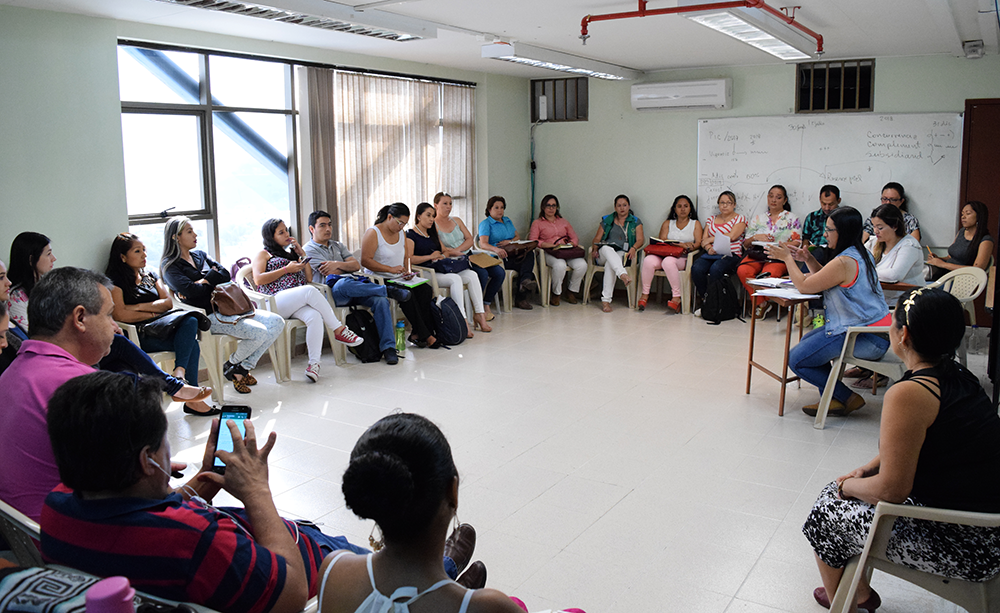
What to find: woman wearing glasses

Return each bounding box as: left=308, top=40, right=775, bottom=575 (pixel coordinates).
left=862, top=182, right=920, bottom=243
left=766, top=206, right=890, bottom=418
left=362, top=203, right=440, bottom=348
left=529, top=194, right=587, bottom=306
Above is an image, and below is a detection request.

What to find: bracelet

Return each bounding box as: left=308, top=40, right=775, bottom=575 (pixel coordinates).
left=838, top=477, right=852, bottom=499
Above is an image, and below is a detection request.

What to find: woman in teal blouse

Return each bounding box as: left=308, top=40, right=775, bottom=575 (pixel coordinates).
left=477, top=196, right=537, bottom=310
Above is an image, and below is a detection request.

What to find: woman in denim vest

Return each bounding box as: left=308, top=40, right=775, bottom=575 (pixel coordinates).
left=767, top=207, right=889, bottom=417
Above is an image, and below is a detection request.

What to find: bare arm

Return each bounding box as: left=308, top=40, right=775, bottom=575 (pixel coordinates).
left=769, top=244, right=853, bottom=294
left=361, top=228, right=404, bottom=275
left=657, top=219, right=671, bottom=241
left=839, top=380, right=938, bottom=504
left=479, top=235, right=507, bottom=259
left=690, top=221, right=704, bottom=251
left=251, top=251, right=306, bottom=287
left=726, top=221, right=747, bottom=241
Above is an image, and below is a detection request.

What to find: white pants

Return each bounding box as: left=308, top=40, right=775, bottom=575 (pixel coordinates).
left=543, top=252, right=587, bottom=295
left=272, top=285, right=342, bottom=364
left=436, top=269, right=484, bottom=317
left=596, top=245, right=628, bottom=303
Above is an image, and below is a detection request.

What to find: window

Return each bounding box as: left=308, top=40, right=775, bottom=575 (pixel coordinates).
left=796, top=59, right=874, bottom=113
left=531, top=78, right=588, bottom=123
left=118, top=44, right=297, bottom=269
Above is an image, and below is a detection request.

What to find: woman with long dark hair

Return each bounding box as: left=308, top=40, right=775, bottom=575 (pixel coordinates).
left=736, top=185, right=802, bottom=319
left=862, top=182, right=920, bottom=242
left=407, top=203, right=490, bottom=335
left=105, top=233, right=216, bottom=414
left=161, top=216, right=284, bottom=394
left=362, top=203, right=440, bottom=348
left=767, top=207, right=890, bottom=417
left=865, top=203, right=925, bottom=303
left=6, top=231, right=56, bottom=329
left=803, top=288, right=1000, bottom=611
left=639, top=194, right=701, bottom=313
left=926, top=200, right=994, bottom=280
left=252, top=218, right=362, bottom=382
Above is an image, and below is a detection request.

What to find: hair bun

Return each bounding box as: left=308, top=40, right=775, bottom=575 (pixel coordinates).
left=342, top=451, right=414, bottom=524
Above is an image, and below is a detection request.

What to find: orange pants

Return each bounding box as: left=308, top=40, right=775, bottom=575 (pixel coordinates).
left=736, top=257, right=787, bottom=306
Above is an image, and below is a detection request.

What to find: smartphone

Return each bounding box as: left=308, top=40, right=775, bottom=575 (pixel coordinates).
left=299, top=256, right=312, bottom=264
left=212, top=406, right=252, bottom=474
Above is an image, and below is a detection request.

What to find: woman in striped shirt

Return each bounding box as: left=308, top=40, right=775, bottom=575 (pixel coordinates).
left=691, top=191, right=747, bottom=310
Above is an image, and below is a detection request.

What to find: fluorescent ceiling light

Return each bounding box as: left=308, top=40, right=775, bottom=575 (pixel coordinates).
left=150, top=0, right=437, bottom=41
left=482, top=42, right=642, bottom=81
left=679, top=2, right=815, bottom=61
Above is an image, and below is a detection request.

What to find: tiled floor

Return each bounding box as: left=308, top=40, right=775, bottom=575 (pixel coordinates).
left=165, top=298, right=986, bottom=613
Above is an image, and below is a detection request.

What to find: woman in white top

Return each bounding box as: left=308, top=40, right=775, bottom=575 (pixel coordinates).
left=317, top=413, right=545, bottom=613
left=865, top=203, right=925, bottom=305
left=361, top=203, right=440, bottom=348
left=639, top=194, right=702, bottom=313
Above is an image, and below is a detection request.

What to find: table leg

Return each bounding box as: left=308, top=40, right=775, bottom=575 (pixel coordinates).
left=746, top=299, right=759, bottom=394
left=778, top=303, right=795, bottom=416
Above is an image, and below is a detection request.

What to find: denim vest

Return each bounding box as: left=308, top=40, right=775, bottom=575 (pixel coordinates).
left=823, top=246, right=889, bottom=337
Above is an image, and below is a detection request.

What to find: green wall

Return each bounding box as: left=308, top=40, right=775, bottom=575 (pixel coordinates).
left=531, top=56, right=1000, bottom=242
left=0, top=7, right=128, bottom=271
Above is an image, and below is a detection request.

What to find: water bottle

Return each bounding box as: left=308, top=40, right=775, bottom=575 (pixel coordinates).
left=395, top=320, right=406, bottom=356
left=85, top=576, right=135, bottom=613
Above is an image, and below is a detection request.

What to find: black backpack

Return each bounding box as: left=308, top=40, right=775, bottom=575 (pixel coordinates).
left=345, top=307, right=382, bottom=363
left=430, top=297, right=466, bottom=346
left=702, top=274, right=742, bottom=325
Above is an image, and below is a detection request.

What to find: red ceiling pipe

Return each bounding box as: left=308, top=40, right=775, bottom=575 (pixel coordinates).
left=580, top=0, right=823, bottom=55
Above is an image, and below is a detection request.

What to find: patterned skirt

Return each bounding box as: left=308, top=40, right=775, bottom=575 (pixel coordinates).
left=802, top=481, right=1000, bottom=582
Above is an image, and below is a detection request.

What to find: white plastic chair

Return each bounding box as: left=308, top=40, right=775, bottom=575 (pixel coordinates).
left=168, top=291, right=248, bottom=405
left=830, top=501, right=1000, bottom=613
left=582, top=244, right=643, bottom=309
left=235, top=266, right=347, bottom=381
left=473, top=237, right=517, bottom=313
left=117, top=321, right=176, bottom=376
left=652, top=248, right=701, bottom=314
left=813, top=325, right=905, bottom=429
left=926, top=266, right=989, bottom=366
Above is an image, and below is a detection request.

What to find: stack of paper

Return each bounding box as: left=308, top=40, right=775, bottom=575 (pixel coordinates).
left=754, top=287, right=820, bottom=300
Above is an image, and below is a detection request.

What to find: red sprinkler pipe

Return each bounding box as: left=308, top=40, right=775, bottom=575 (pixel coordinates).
left=580, top=0, right=823, bottom=55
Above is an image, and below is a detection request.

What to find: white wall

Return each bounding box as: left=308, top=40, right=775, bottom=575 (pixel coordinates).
left=0, top=5, right=532, bottom=271
left=531, top=56, right=1000, bottom=244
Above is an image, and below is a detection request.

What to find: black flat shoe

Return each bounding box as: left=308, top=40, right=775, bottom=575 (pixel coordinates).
left=183, top=404, right=222, bottom=416
left=408, top=335, right=428, bottom=349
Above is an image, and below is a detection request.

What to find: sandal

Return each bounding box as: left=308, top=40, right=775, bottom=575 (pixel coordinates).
left=224, top=361, right=252, bottom=394
left=601, top=302, right=613, bottom=313
left=637, top=298, right=647, bottom=312
left=852, top=374, right=888, bottom=389
left=666, top=298, right=681, bottom=313
left=408, top=334, right=428, bottom=349
left=171, top=386, right=212, bottom=404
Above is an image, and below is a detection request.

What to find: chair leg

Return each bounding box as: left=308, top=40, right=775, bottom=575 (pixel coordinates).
left=582, top=268, right=595, bottom=305
left=204, top=340, right=225, bottom=404
left=814, top=356, right=846, bottom=429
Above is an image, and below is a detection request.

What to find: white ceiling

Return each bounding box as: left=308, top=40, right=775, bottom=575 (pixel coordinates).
left=7, top=0, right=999, bottom=78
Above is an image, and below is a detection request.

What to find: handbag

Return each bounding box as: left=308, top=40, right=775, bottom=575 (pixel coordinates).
left=744, top=244, right=768, bottom=262
left=430, top=255, right=471, bottom=274
left=545, top=246, right=586, bottom=260
left=645, top=242, right=688, bottom=258
left=210, top=282, right=255, bottom=322
left=469, top=252, right=502, bottom=268
left=139, top=309, right=211, bottom=340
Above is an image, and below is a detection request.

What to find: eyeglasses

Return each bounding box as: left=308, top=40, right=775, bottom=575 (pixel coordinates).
left=881, top=197, right=902, bottom=204
left=543, top=204, right=557, bottom=209
left=823, top=226, right=837, bottom=234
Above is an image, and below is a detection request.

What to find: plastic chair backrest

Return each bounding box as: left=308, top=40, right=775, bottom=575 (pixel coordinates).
left=927, top=267, right=988, bottom=302
left=0, top=498, right=43, bottom=567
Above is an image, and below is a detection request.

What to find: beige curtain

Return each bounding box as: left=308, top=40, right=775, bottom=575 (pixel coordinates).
left=440, top=84, right=477, bottom=233
left=335, top=72, right=436, bottom=252
left=299, top=66, right=339, bottom=238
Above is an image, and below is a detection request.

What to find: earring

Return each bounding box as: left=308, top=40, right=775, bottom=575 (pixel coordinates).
left=369, top=524, right=384, bottom=552
left=452, top=513, right=461, bottom=534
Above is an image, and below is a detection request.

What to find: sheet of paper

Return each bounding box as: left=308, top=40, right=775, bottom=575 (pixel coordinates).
left=754, top=287, right=821, bottom=300
left=713, top=233, right=731, bottom=255
left=747, top=277, right=794, bottom=288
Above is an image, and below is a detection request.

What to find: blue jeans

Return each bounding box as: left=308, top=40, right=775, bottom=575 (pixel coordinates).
left=691, top=253, right=741, bottom=297
left=473, top=263, right=506, bottom=306
left=140, top=316, right=201, bottom=386
left=329, top=279, right=395, bottom=352
left=789, top=327, right=890, bottom=403
left=99, top=333, right=187, bottom=396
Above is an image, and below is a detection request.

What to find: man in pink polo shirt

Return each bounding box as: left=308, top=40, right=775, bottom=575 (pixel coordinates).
left=0, top=267, right=117, bottom=521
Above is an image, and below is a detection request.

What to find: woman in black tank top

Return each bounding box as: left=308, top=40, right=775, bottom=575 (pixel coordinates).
left=803, top=287, right=1000, bottom=611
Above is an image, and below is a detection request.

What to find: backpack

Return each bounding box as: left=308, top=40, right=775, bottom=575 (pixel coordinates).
left=430, top=296, right=466, bottom=346
left=702, top=274, right=742, bottom=325
left=345, top=307, right=382, bottom=363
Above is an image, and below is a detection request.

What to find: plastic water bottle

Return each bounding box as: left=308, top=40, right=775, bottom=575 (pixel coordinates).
left=395, top=320, right=406, bottom=356
left=85, top=576, right=135, bottom=613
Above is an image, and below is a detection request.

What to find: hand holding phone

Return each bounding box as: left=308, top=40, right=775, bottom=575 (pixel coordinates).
left=212, top=406, right=252, bottom=474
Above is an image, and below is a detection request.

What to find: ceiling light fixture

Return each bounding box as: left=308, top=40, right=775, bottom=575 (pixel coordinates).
left=481, top=42, right=642, bottom=81
left=579, top=1, right=822, bottom=61
left=150, top=0, right=437, bottom=41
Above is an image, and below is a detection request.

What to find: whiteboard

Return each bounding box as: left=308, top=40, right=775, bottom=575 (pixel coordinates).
left=696, top=113, right=963, bottom=247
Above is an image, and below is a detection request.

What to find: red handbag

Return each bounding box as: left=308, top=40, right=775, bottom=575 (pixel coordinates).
left=645, top=243, right=688, bottom=258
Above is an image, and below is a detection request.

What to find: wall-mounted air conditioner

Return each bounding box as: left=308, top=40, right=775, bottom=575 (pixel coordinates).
left=630, top=78, right=732, bottom=111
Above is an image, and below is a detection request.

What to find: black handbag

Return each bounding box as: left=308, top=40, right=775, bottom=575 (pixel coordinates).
left=430, top=256, right=471, bottom=274
left=139, top=309, right=211, bottom=340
